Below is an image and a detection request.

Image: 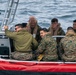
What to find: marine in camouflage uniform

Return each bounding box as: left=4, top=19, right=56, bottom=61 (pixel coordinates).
left=48, top=18, right=65, bottom=60
left=48, top=18, right=65, bottom=44
left=59, top=29, right=76, bottom=62
left=4, top=24, right=38, bottom=61
left=27, top=16, right=42, bottom=43
left=36, top=33, right=58, bottom=61
left=48, top=24, right=65, bottom=44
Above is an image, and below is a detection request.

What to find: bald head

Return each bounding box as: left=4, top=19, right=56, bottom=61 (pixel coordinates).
left=29, top=16, right=36, bottom=19
left=28, top=16, right=37, bottom=28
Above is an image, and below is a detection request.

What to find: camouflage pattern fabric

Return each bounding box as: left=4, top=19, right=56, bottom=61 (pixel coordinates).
left=11, top=51, right=33, bottom=61
left=54, top=27, right=65, bottom=44
left=60, top=35, right=76, bottom=62
left=36, top=34, right=58, bottom=61
left=48, top=27, right=65, bottom=44
left=28, top=23, right=42, bottom=43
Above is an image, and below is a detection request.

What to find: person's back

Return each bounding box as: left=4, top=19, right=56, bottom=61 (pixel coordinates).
left=59, top=27, right=76, bottom=62
left=36, top=28, right=58, bottom=61
left=13, top=30, right=37, bottom=52
left=4, top=23, right=38, bottom=60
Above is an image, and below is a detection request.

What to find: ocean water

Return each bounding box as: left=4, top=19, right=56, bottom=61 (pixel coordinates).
left=0, top=0, right=76, bottom=31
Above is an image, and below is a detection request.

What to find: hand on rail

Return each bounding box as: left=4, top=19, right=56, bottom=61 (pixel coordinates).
left=4, top=25, right=8, bottom=30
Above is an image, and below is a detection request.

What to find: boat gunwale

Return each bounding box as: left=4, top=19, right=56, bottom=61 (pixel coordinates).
left=1, top=58, right=76, bottom=64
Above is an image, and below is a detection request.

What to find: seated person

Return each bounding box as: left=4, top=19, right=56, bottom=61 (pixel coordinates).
left=59, top=27, right=76, bottom=62
left=48, top=18, right=65, bottom=44
left=10, top=23, right=26, bottom=52
left=48, top=18, right=65, bottom=60
left=10, top=23, right=27, bottom=52
left=36, top=28, right=58, bottom=61
left=27, top=16, right=42, bottom=43
left=4, top=23, right=38, bottom=61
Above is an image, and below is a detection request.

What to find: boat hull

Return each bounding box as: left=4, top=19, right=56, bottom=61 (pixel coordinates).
left=0, top=59, right=76, bottom=75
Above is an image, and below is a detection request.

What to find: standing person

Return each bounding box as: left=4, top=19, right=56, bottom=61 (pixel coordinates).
left=73, top=19, right=76, bottom=32
left=59, top=27, right=76, bottom=62
left=36, top=28, right=58, bottom=61
left=27, top=16, right=42, bottom=43
left=4, top=23, right=38, bottom=61
left=48, top=18, right=65, bottom=44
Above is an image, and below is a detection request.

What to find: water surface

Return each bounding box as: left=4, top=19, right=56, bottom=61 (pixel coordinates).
left=0, top=0, right=76, bottom=31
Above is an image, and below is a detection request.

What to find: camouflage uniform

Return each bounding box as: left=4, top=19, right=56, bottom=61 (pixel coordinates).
left=48, top=27, right=65, bottom=44
left=28, top=24, right=42, bottom=44
left=36, top=34, right=58, bottom=61
left=59, top=34, right=76, bottom=62
left=11, top=51, right=33, bottom=61
left=48, top=27, right=65, bottom=60
left=5, top=29, right=38, bottom=60
left=55, top=27, right=65, bottom=45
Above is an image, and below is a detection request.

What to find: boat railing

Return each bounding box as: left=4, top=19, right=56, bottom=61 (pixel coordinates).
left=52, top=35, right=65, bottom=39
left=1, top=0, right=19, bottom=31
left=1, top=58, right=76, bottom=64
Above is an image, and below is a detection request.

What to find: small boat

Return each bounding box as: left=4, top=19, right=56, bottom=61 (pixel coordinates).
left=0, top=32, right=75, bottom=75
left=0, top=0, right=76, bottom=75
